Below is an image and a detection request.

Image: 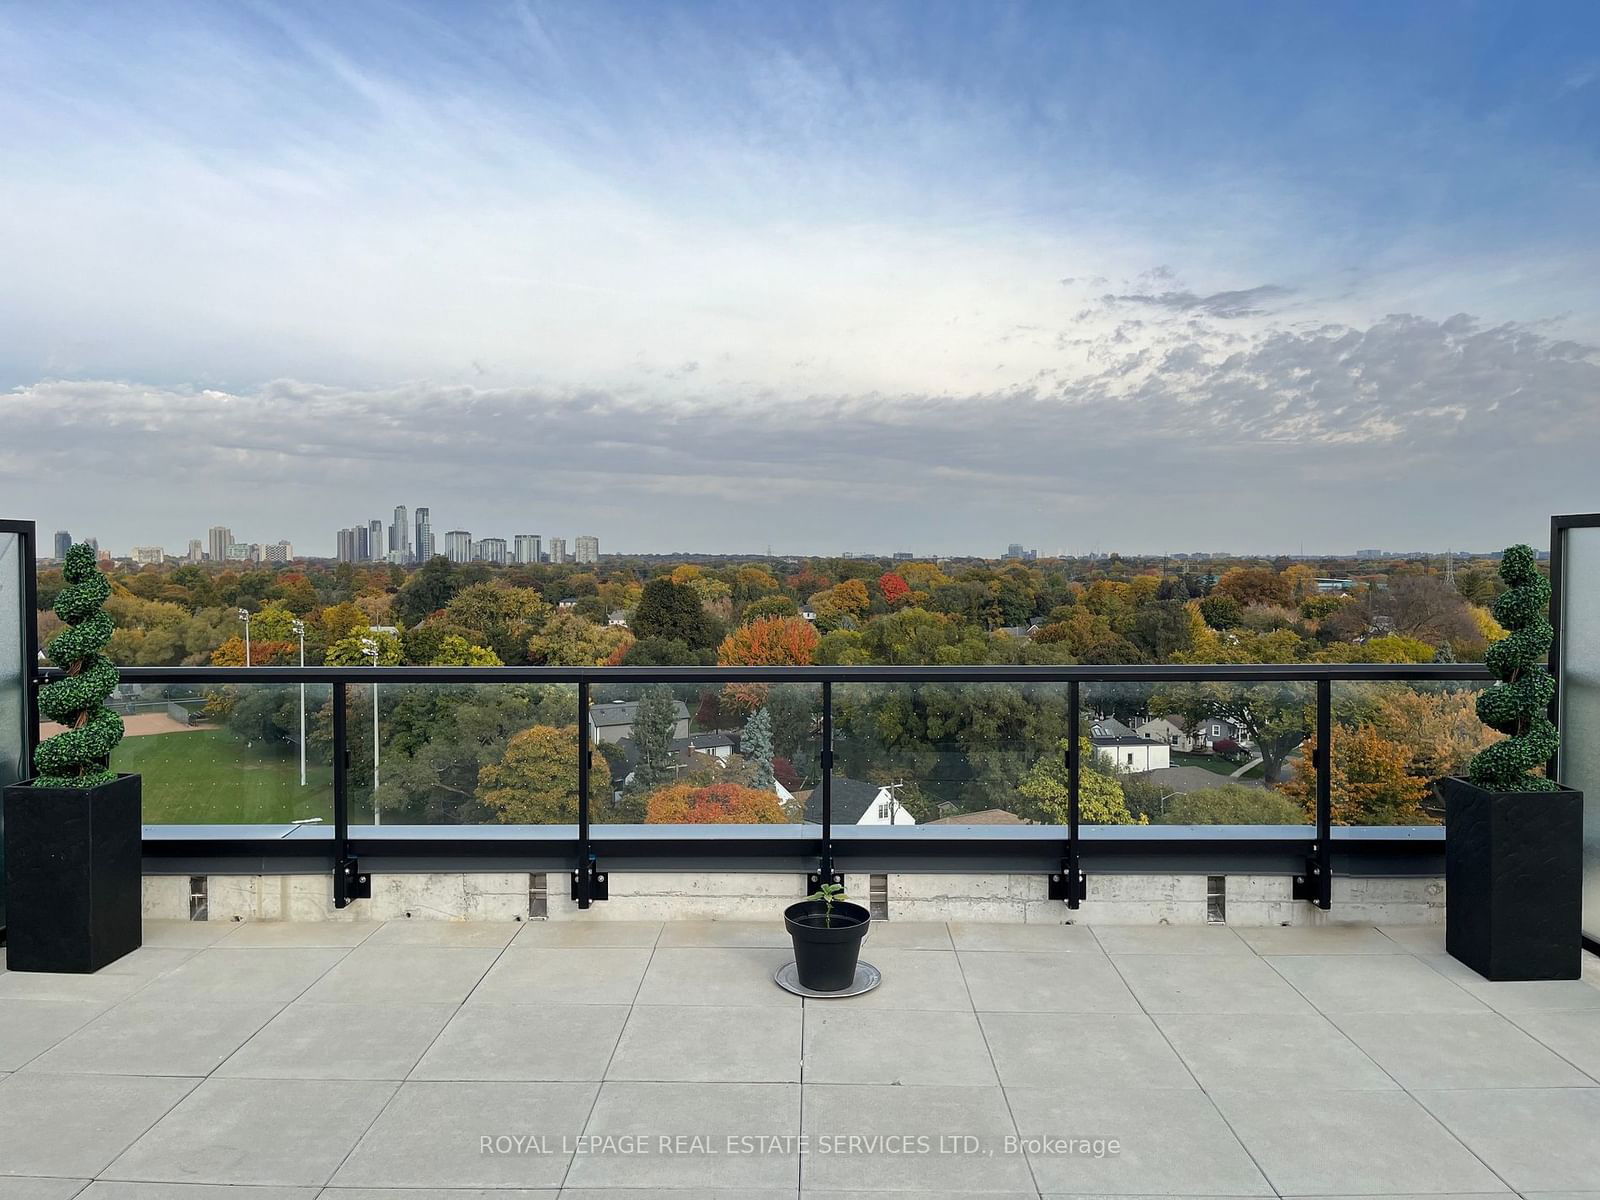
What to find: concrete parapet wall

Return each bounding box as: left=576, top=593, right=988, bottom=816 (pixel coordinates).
left=142, top=870, right=1445, bottom=926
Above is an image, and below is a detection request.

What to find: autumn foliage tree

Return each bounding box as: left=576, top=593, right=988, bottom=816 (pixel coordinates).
left=717, top=616, right=821, bottom=712
left=645, top=782, right=786, bottom=824
left=879, top=571, right=912, bottom=607
left=1281, top=723, right=1430, bottom=825
left=476, top=725, right=609, bottom=823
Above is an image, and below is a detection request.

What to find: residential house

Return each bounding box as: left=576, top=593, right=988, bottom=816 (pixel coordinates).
left=1088, top=716, right=1139, bottom=740
left=801, top=777, right=917, bottom=826
left=1191, top=716, right=1252, bottom=752
left=589, top=699, right=691, bottom=745
left=1091, top=735, right=1171, bottom=773
left=607, top=610, right=630, bottom=627
left=1135, top=715, right=1197, bottom=752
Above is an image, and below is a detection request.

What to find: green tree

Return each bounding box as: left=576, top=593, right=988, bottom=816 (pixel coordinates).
left=1014, top=738, right=1142, bottom=824
left=476, top=725, right=608, bottom=824
left=527, top=612, right=632, bottom=665
left=631, top=685, right=680, bottom=791
left=742, top=706, right=775, bottom=789
left=394, top=556, right=463, bottom=626
left=633, top=578, right=721, bottom=648
left=1163, top=785, right=1305, bottom=825
left=426, top=635, right=503, bottom=666
left=325, top=628, right=403, bottom=665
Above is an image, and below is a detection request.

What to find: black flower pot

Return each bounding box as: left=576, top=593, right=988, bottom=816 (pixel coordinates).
left=2, top=773, right=143, bottom=973
left=784, top=898, right=870, bottom=991
left=1440, top=775, right=1583, bottom=981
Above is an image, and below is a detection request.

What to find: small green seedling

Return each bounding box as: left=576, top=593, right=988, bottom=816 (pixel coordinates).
left=808, top=882, right=847, bottom=925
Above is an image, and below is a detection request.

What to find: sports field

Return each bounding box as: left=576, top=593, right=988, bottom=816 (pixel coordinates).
left=112, top=727, right=334, bottom=824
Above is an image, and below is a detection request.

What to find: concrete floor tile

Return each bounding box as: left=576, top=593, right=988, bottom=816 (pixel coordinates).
left=1511, top=1009, right=1600, bottom=1081
left=655, top=920, right=787, bottom=948
left=412, top=1004, right=627, bottom=1082
left=136, top=949, right=348, bottom=1004
left=513, top=921, right=663, bottom=949
left=1211, top=1088, right=1504, bottom=1196
left=950, top=921, right=1101, bottom=952
left=0, top=969, right=149, bottom=1005
left=473, top=947, right=652, bottom=1006
left=1108, top=954, right=1309, bottom=1015
left=826, top=948, right=972, bottom=1011
left=804, top=1007, right=995, bottom=1085
left=561, top=1190, right=791, bottom=1200
left=1237, top=925, right=1406, bottom=955
left=332, top=1081, right=595, bottom=1190
left=0, top=1000, right=110, bottom=1071
left=1415, top=1087, right=1600, bottom=1191
left=1155, top=1012, right=1397, bottom=1092
left=104, top=1077, right=394, bottom=1187
left=0, top=1178, right=90, bottom=1198
left=138, top=921, right=239, bottom=949
left=221, top=922, right=381, bottom=949
left=633, top=947, right=796, bottom=1008
left=1009, top=1086, right=1272, bottom=1195
left=95, top=948, right=197, bottom=977
left=1268, top=953, right=1487, bottom=1014
left=78, top=1184, right=317, bottom=1198
left=318, top=1190, right=555, bottom=1200
left=800, top=1083, right=1030, bottom=1193
left=0, top=1073, right=198, bottom=1178
left=364, top=920, right=523, bottom=947
left=1376, top=924, right=1448, bottom=953
left=216, top=1001, right=455, bottom=1080
left=981, top=1011, right=1195, bottom=1090
left=28, top=999, right=283, bottom=1077
left=960, top=950, right=1139, bottom=1013
left=611, top=1004, right=800, bottom=1082
left=862, top=920, right=954, bottom=950
left=1423, top=956, right=1600, bottom=1014
left=1092, top=924, right=1253, bottom=955
left=1333, top=1011, right=1595, bottom=1089
left=568, top=1081, right=800, bottom=1190
left=298, top=946, right=499, bottom=1005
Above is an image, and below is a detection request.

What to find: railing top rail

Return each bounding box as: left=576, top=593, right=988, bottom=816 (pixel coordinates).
left=50, top=662, right=1495, bottom=684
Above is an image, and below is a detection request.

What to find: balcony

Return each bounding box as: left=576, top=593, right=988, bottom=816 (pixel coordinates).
left=3, top=916, right=1600, bottom=1194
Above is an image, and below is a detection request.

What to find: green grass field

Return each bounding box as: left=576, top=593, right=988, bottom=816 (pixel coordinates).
left=113, top=728, right=334, bottom=824
left=1169, top=751, right=1240, bottom=776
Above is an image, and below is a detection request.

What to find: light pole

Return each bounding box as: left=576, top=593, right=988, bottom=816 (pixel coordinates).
left=237, top=608, right=251, bottom=666
left=290, top=619, right=306, bottom=787
left=360, top=636, right=380, bottom=825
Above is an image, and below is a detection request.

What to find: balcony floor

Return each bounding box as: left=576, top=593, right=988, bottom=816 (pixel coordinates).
left=2, top=919, right=1600, bottom=1197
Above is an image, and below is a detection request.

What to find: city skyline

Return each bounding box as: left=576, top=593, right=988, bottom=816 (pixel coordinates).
left=3, top=3, right=1597, bottom=552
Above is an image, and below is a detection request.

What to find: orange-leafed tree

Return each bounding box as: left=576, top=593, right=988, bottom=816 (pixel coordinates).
left=645, top=782, right=786, bottom=824
left=717, top=616, right=821, bottom=713
left=1281, top=723, right=1431, bottom=826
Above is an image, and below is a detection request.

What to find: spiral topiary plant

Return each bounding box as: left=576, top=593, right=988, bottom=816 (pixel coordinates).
left=1468, top=544, right=1559, bottom=792
left=33, top=543, right=124, bottom=788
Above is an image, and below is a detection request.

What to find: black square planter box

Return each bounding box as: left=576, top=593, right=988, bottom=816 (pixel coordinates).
left=3, top=773, right=143, bottom=973
left=1440, top=775, right=1583, bottom=981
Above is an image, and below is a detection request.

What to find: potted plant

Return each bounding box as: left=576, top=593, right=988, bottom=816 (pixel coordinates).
left=1437, top=544, right=1582, bottom=981
left=784, top=881, right=871, bottom=991
left=3, top=543, right=142, bottom=973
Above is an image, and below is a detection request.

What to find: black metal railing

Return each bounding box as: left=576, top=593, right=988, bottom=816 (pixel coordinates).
left=37, top=662, right=1494, bottom=912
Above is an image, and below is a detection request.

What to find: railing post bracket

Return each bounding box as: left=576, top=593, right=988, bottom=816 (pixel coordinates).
left=571, top=853, right=608, bottom=907
left=334, top=857, right=370, bottom=906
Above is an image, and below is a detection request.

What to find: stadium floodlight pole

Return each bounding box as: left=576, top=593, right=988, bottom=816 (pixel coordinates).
left=359, top=636, right=380, bottom=824
left=237, top=608, right=251, bottom=666
left=290, top=619, right=306, bottom=786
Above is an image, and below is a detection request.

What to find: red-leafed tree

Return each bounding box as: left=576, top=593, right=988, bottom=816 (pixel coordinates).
left=879, top=571, right=912, bottom=607
left=716, top=616, right=822, bottom=713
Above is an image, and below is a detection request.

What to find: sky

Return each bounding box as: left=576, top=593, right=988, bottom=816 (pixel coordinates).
left=2, top=0, right=1598, bottom=558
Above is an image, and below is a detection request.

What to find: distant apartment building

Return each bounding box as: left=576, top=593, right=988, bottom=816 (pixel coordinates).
left=187, top=539, right=204, bottom=563
left=225, top=543, right=253, bottom=562
left=336, top=528, right=360, bottom=563
left=53, top=530, right=72, bottom=560
left=262, top=541, right=293, bottom=564
left=574, top=535, right=599, bottom=564
left=892, top=551, right=914, bottom=561
left=130, top=545, right=164, bottom=565
left=475, top=537, right=508, bottom=565
left=445, top=530, right=473, bottom=564
left=367, top=520, right=384, bottom=561
left=549, top=537, right=567, bottom=564
left=208, top=526, right=232, bottom=563
left=514, top=534, right=542, bottom=565
left=389, top=505, right=410, bottom=564
left=415, top=507, right=433, bottom=563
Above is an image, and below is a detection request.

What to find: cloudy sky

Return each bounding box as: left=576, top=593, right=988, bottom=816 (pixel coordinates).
left=3, top=1, right=1598, bottom=558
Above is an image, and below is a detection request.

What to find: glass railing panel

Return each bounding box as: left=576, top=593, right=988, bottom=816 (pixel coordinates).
left=586, top=680, right=820, bottom=828
left=110, top=681, right=334, bottom=825
left=1326, top=679, right=1496, bottom=826
left=1087, top=680, right=1314, bottom=826
left=345, top=682, right=580, bottom=826
left=830, top=682, right=1070, bottom=827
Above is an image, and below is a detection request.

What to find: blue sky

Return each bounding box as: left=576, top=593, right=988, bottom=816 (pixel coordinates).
left=2, top=1, right=1598, bottom=555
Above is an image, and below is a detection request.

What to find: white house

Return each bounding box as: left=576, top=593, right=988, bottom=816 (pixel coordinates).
left=1091, top=736, right=1171, bottom=773
left=589, top=699, right=691, bottom=745
left=802, top=778, right=917, bottom=826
